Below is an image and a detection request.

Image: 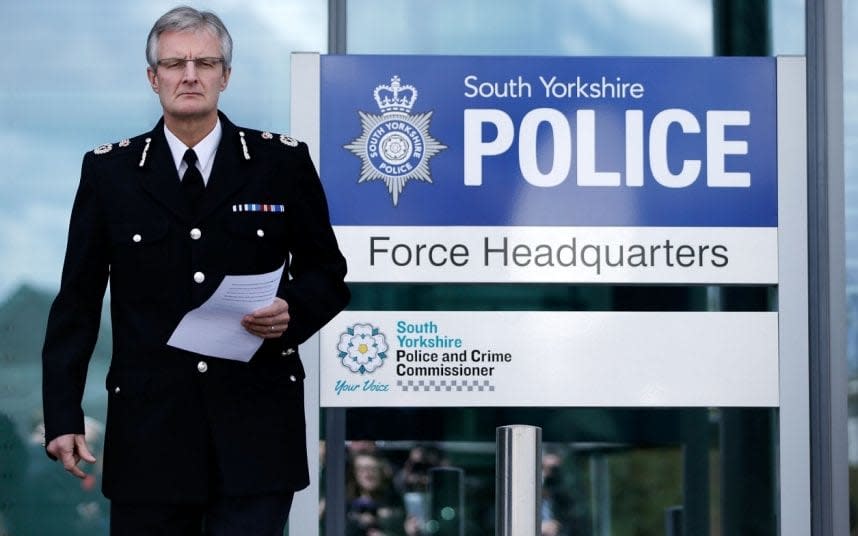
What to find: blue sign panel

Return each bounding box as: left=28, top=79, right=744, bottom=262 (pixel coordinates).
left=320, top=56, right=776, bottom=227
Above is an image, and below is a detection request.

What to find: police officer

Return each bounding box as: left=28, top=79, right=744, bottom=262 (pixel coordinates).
left=42, top=6, right=349, bottom=534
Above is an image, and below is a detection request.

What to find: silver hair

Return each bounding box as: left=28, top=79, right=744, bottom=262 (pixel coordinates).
left=146, top=6, right=233, bottom=69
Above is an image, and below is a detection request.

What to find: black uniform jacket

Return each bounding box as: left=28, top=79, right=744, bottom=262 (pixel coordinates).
left=42, top=112, right=350, bottom=503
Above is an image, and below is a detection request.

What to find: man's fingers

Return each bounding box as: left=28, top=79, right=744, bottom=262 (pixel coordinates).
left=48, top=433, right=96, bottom=480
left=241, top=298, right=290, bottom=338
left=252, top=303, right=282, bottom=317
left=247, top=297, right=289, bottom=320
left=46, top=434, right=74, bottom=462
left=75, top=435, right=97, bottom=463
left=60, top=449, right=87, bottom=479
left=243, top=321, right=288, bottom=338
left=66, top=466, right=87, bottom=479
left=244, top=315, right=290, bottom=329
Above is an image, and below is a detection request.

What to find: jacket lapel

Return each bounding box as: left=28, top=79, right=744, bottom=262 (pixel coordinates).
left=138, top=121, right=192, bottom=221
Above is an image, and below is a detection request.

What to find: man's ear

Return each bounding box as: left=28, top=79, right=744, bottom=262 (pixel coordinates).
left=221, top=67, right=232, bottom=91
left=147, top=67, right=159, bottom=93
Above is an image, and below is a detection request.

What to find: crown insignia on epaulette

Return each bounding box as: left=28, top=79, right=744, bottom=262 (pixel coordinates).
left=280, top=134, right=298, bottom=147
left=373, top=76, right=418, bottom=115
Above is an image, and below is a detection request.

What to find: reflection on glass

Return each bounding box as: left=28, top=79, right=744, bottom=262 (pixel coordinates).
left=335, top=407, right=777, bottom=535
left=846, top=1, right=858, bottom=531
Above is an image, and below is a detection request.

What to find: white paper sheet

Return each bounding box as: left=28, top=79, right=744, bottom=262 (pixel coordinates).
left=167, top=264, right=285, bottom=361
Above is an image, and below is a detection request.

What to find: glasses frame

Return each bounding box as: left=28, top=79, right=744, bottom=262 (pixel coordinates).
left=155, top=57, right=226, bottom=71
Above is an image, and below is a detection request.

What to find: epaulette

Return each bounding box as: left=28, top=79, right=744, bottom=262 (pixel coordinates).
left=235, top=129, right=302, bottom=162
left=91, top=135, right=152, bottom=168
left=92, top=137, right=133, bottom=156
left=277, top=133, right=300, bottom=147
left=255, top=130, right=301, bottom=148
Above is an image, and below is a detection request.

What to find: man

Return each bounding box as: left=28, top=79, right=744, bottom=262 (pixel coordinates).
left=42, top=6, right=349, bottom=534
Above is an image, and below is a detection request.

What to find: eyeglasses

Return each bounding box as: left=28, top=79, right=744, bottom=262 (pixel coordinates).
left=156, top=57, right=225, bottom=72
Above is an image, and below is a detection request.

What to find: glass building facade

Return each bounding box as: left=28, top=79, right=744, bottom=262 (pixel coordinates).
left=0, top=1, right=849, bottom=535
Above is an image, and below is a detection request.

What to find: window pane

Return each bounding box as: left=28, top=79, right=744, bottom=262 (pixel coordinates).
left=335, top=2, right=807, bottom=535
left=845, top=0, right=858, bottom=527
left=348, top=0, right=712, bottom=55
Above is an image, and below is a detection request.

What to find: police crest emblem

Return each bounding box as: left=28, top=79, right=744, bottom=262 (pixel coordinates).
left=345, top=76, right=446, bottom=206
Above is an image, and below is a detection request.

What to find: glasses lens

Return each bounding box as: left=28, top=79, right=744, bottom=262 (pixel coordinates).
left=157, top=58, right=222, bottom=70
left=159, top=58, right=185, bottom=70
left=194, top=58, right=221, bottom=70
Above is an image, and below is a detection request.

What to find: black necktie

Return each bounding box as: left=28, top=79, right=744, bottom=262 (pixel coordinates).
left=182, top=149, right=205, bottom=210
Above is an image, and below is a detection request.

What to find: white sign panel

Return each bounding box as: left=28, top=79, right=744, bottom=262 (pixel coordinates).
left=320, top=311, right=779, bottom=407
left=335, top=226, right=777, bottom=284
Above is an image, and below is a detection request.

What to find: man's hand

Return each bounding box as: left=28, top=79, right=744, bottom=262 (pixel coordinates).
left=241, top=297, right=290, bottom=339
left=46, top=433, right=96, bottom=479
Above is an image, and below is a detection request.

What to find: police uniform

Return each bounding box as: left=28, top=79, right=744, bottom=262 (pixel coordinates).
left=42, top=112, right=350, bottom=504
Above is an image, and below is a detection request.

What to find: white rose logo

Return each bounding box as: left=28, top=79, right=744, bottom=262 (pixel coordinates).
left=337, top=323, right=388, bottom=374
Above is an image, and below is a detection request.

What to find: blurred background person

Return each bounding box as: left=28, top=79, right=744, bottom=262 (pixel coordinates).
left=346, top=451, right=406, bottom=536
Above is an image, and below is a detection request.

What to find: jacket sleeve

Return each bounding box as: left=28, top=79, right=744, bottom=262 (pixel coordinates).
left=279, top=142, right=350, bottom=347
left=41, top=153, right=110, bottom=446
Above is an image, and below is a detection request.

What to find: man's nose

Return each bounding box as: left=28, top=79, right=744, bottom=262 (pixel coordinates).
left=181, top=60, right=199, bottom=82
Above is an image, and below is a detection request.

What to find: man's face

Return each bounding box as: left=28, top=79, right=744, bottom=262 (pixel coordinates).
left=146, top=29, right=231, bottom=123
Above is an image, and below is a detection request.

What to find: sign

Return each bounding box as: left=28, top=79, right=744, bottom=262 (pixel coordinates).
left=320, top=56, right=777, bottom=284
left=320, top=311, right=779, bottom=407
left=292, top=54, right=808, bottom=535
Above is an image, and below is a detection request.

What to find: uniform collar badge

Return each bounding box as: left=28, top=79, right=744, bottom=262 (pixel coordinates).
left=94, top=143, right=113, bottom=155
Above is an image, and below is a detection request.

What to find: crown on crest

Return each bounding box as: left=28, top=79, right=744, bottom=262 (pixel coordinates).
left=373, top=76, right=418, bottom=115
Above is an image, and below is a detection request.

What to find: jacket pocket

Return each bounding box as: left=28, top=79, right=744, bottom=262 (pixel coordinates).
left=222, top=213, right=289, bottom=271
left=108, top=220, right=169, bottom=255
left=105, top=367, right=152, bottom=401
